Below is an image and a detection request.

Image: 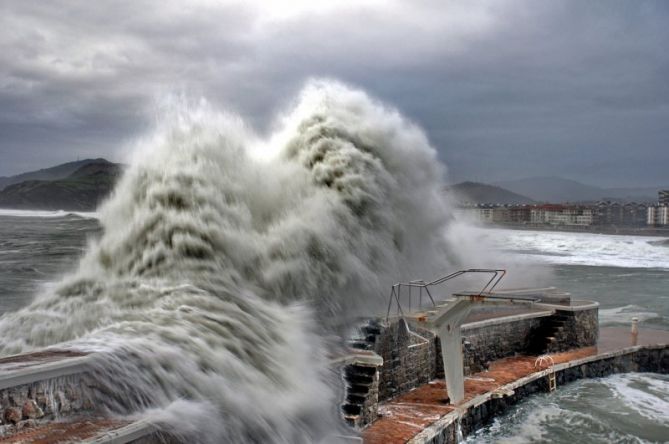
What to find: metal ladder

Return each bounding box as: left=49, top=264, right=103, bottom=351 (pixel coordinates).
left=534, top=355, right=557, bottom=392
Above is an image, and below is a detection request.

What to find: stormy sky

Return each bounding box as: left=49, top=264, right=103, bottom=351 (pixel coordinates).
left=1, top=0, right=667, bottom=187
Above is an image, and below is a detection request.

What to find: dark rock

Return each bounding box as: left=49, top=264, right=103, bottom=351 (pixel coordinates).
left=4, top=407, right=22, bottom=424
left=22, top=400, right=44, bottom=419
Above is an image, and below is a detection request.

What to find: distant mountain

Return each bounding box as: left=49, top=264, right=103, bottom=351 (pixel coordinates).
left=0, top=158, right=111, bottom=191
left=446, top=181, right=536, bottom=204
left=494, top=176, right=665, bottom=203
left=0, top=160, right=122, bottom=211
left=601, top=186, right=667, bottom=203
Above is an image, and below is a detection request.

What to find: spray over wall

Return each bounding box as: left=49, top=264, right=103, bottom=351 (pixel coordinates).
left=0, top=81, right=454, bottom=442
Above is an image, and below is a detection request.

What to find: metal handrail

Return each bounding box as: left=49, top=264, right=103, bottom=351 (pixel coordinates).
left=385, top=269, right=506, bottom=321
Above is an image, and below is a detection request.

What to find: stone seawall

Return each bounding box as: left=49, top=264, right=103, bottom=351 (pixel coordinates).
left=409, top=344, right=669, bottom=444
left=461, top=313, right=548, bottom=374
left=0, top=352, right=97, bottom=437
left=370, top=303, right=598, bottom=402
left=374, top=319, right=440, bottom=401
left=0, top=374, right=96, bottom=435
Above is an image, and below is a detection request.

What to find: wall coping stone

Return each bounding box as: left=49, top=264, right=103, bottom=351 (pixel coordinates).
left=535, top=300, right=599, bottom=312
left=331, top=351, right=384, bottom=367
left=461, top=310, right=555, bottom=331
left=0, top=355, right=93, bottom=390
left=85, top=419, right=157, bottom=444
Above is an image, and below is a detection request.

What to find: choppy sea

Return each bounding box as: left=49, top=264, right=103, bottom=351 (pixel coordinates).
left=1, top=211, right=667, bottom=442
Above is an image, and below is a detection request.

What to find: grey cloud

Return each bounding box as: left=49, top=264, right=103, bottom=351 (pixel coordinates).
left=0, top=0, right=667, bottom=187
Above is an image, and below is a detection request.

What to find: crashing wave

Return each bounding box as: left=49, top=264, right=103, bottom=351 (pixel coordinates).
left=0, top=81, right=454, bottom=442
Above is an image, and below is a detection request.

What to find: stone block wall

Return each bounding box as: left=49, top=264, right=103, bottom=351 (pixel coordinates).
left=342, top=362, right=380, bottom=428
left=0, top=375, right=95, bottom=437
left=370, top=305, right=598, bottom=402
left=553, top=307, right=599, bottom=350
left=373, top=319, right=440, bottom=401
left=461, top=316, right=546, bottom=374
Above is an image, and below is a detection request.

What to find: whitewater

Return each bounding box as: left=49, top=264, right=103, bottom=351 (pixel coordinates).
left=0, top=81, right=457, bottom=442
left=1, top=81, right=668, bottom=443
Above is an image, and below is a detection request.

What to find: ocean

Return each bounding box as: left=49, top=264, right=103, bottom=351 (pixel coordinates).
left=1, top=211, right=667, bottom=442
left=466, top=227, right=669, bottom=443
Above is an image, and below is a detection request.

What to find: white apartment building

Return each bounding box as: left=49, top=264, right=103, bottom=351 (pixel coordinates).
left=647, top=205, right=669, bottom=226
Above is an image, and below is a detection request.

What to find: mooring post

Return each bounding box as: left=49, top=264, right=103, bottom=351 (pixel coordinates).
left=631, top=317, right=639, bottom=346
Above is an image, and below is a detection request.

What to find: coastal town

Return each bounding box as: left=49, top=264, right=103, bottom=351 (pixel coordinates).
left=459, top=190, right=669, bottom=229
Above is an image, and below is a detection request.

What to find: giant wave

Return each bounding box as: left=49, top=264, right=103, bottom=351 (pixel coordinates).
left=0, top=81, right=456, bottom=443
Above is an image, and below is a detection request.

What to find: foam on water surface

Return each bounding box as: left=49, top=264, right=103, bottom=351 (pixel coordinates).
left=478, top=227, right=669, bottom=269
left=466, top=373, right=669, bottom=444
left=0, top=209, right=100, bottom=219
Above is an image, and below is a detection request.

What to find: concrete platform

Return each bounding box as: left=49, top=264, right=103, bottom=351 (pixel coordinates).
left=363, top=327, right=669, bottom=444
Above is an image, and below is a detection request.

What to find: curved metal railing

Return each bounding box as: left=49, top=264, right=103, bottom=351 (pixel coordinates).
left=385, top=268, right=506, bottom=321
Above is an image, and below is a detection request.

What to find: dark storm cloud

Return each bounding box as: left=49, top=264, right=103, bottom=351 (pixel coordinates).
left=1, top=0, right=667, bottom=187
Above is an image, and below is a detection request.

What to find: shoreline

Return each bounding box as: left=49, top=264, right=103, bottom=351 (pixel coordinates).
left=487, top=223, right=669, bottom=237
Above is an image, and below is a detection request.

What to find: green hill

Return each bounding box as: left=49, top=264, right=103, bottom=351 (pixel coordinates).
left=0, top=160, right=122, bottom=211
left=446, top=181, right=536, bottom=204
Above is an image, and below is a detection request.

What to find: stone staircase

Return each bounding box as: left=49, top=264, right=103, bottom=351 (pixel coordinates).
left=531, top=314, right=571, bottom=354
left=341, top=363, right=380, bottom=428
left=340, top=320, right=384, bottom=428
left=347, top=319, right=382, bottom=351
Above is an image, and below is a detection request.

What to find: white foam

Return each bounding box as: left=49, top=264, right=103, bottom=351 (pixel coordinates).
left=0, top=81, right=455, bottom=442
left=479, top=227, right=669, bottom=269
left=599, top=305, right=661, bottom=325
left=0, top=208, right=99, bottom=219
left=605, top=373, right=669, bottom=422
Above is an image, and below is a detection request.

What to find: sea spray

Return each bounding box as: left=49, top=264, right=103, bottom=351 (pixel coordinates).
left=0, top=81, right=454, bottom=442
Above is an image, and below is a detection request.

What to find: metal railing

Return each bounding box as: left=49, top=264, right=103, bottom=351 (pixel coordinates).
left=385, top=269, right=506, bottom=321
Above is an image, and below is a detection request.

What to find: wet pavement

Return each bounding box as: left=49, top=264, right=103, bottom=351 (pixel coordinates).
left=0, top=418, right=129, bottom=443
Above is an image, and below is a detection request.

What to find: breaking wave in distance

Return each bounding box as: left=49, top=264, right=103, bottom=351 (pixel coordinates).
left=0, top=209, right=100, bottom=219
left=480, top=228, right=669, bottom=269
left=0, top=81, right=454, bottom=442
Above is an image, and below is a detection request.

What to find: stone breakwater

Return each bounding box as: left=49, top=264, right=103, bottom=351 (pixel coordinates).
left=409, top=344, right=669, bottom=444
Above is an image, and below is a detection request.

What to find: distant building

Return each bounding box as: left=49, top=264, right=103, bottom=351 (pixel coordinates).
left=458, top=204, right=496, bottom=223
left=530, top=204, right=593, bottom=226
left=508, top=206, right=531, bottom=224
left=622, top=203, right=649, bottom=227
left=594, top=201, right=622, bottom=225
left=492, top=206, right=510, bottom=224
left=659, top=190, right=669, bottom=206
left=647, top=205, right=669, bottom=226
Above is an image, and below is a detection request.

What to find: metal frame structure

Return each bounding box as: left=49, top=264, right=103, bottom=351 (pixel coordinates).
left=385, top=269, right=506, bottom=321
left=382, top=268, right=554, bottom=404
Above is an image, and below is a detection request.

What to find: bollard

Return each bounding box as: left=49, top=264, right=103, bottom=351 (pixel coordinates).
left=631, top=317, right=639, bottom=346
